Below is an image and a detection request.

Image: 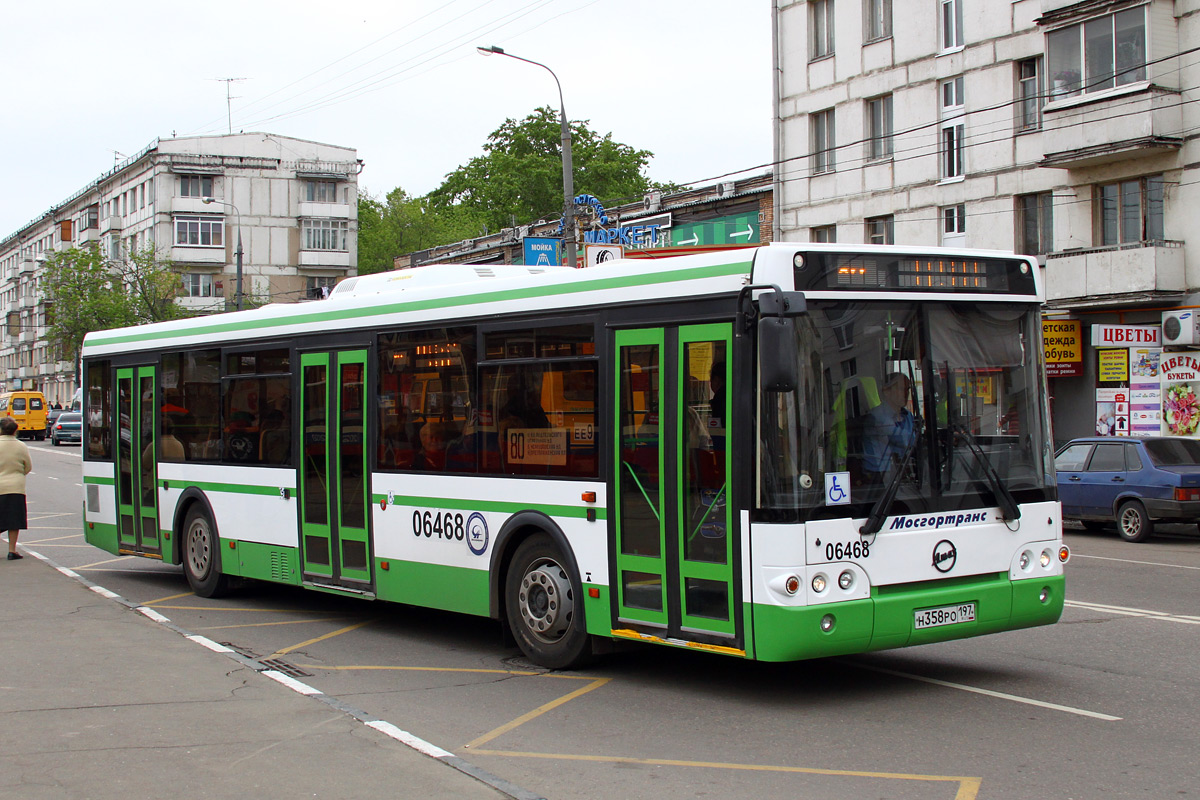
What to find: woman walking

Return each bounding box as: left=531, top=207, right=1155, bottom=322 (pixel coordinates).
left=0, top=416, right=32, bottom=560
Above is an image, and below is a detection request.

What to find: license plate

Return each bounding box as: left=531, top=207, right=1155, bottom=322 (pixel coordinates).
left=914, top=602, right=976, bottom=629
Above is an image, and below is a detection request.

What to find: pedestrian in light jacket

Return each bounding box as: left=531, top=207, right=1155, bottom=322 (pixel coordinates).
left=0, top=416, right=32, bottom=560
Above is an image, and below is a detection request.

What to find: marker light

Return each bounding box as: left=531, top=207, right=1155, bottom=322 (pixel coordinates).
left=812, top=574, right=827, bottom=593
left=1058, top=545, right=1071, bottom=563
left=820, top=614, right=836, bottom=632
left=784, top=575, right=800, bottom=595
left=838, top=570, right=854, bottom=590
left=1040, top=549, right=1053, bottom=569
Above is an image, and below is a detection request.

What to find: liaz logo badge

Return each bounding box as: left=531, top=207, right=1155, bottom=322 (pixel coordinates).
left=932, top=539, right=957, bottom=573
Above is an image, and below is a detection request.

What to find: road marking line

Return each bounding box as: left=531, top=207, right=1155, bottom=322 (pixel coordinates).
left=467, top=748, right=981, bottom=798
left=195, top=617, right=351, bottom=631
left=142, top=591, right=195, bottom=605
left=269, top=619, right=374, bottom=658
left=849, top=663, right=1122, bottom=721
left=366, top=720, right=454, bottom=758
left=465, top=677, right=611, bottom=750
left=23, top=532, right=86, bottom=541
left=1068, top=553, right=1200, bottom=571
left=295, top=664, right=547, bottom=677
left=90, top=585, right=120, bottom=600
left=262, top=669, right=322, bottom=695
left=1066, top=599, right=1200, bottom=624
left=185, top=635, right=234, bottom=653
left=75, top=555, right=135, bottom=569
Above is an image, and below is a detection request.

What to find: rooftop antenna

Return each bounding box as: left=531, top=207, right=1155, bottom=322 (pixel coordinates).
left=213, top=77, right=247, bottom=134
left=111, top=150, right=127, bottom=167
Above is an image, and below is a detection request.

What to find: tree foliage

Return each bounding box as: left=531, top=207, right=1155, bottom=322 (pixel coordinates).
left=357, top=188, right=484, bottom=275
left=429, top=107, right=662, bottom=234
left=42, top=245, right=188, bottom=366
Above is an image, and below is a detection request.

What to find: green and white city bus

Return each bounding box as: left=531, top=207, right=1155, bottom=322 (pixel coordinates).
left=80, top=243, right=1067, bottom=669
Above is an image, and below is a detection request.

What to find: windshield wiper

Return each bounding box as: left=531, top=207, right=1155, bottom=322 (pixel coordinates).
left=859, top=439, right=917, bottom=536
left=953, top=424, right=1021, bottom=522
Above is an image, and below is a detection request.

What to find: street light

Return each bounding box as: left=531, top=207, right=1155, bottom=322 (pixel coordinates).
left=201, top=196, right=244, bottom=311
left=476, top=44, right=576, bottom=268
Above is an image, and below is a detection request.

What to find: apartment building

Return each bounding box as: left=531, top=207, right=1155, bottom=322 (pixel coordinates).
left=774, top=0, right=1199, bottom=442
left=0, top=133, right=360, bottom=404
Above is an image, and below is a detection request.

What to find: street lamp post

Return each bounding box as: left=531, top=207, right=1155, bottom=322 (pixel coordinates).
left=476, top=45, right=576, bottom=268
left=201, top=197, right=243, bottom=311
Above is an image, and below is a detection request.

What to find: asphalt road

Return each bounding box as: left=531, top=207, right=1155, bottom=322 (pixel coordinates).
left=23, top=440, right=1200, bottom=799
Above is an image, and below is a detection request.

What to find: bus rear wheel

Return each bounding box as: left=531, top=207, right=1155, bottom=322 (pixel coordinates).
left=505, top=535, right=593, bottom=670
left=182, top=506, right=231, bottom=597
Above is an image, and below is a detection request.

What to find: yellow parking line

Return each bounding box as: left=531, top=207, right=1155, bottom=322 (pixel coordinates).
left=142, top=591, right=195, bottom=605
left=294, top=664, right=549, bottom=677
left=269, top=619, right=374, bottom=658
left=465, top=677, right=610, bottom=750
left=75, top=556, right=135, bottom=569
left=195, top=617, right=349, bottom=631
left=467, top=749, right=980, bottom=798
left=151, top=605, right=336, bottom=613
left=24, top=532, right=85, bottom=540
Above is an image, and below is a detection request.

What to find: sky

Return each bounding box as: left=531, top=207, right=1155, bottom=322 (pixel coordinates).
left=2, top=0, right=773, bottom=237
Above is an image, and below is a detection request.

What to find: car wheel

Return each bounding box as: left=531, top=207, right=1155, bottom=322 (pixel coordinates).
left=504, top=534, right=594, bottom=670
left=1116, top=500, right=1152, bottom=543
left=52, top=437, right=60, bottom=446
left=182, top=505, right=232, bottom=597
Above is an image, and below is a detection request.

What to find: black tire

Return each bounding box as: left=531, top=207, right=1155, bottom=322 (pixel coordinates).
left=504, top=534, right=593, bottom=670
left=52, top=437, right=60, bottom=447
left=182, top=505, right=231, bottom=597
left=1116, top=500, right=1153, bottom=543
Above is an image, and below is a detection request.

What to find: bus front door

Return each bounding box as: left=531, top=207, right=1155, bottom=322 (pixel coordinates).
left=613, top=325, right=738, bottom=649
left=115, top=365, right=162, bottom=557
left=299, top=350, right=373, bottom=590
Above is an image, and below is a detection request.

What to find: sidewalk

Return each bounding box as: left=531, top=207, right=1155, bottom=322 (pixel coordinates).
left=0, top=551, right=528, bottom=800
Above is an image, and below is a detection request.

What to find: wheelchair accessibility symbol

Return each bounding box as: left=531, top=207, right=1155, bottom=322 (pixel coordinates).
left=825, top=472, right=850, bottom=506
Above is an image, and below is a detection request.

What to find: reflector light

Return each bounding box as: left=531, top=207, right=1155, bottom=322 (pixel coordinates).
left=581, top=491, right=597, bottom=503
left=1175, top=487, right=1200, bottom=502
left=588, top=587, right=600, bottom=599
left=784, top=575, right=800, bottom=595
left=1058, top=545, right=1071, bottom=563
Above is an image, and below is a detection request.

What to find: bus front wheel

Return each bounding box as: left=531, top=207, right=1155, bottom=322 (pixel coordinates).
left=504, top=534, right=593, bottom=670
left=182, top=506, right=231, bottom=597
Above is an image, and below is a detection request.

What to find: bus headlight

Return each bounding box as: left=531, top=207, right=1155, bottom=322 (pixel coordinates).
left=1040, top=549, right=1053, bottom=569
left=1019, top=551, right=1031, bottom=571
left=838, top=570, right=854, bottom=590
left=820, top=614, right=836, bottom=632
left=812, top=574, right=827, bottom=593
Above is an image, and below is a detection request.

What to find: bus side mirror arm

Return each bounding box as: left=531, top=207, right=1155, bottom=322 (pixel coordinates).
left=737, top=285, right=806, bottom=392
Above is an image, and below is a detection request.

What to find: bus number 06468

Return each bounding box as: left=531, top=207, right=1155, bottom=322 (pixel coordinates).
left=412, top=510, right=465, bottom=540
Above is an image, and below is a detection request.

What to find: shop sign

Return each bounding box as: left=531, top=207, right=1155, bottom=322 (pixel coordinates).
left=1043, top=320, right=1082, bottom=377
left=582, top=213, right=671, bottom=248
left=1097, top=349, right=1129, bottom=382
left=1095, top=388, right=1129, bottom=436
left=522, top=237, right=561, bottom=267
left=1090, top=324, right=1160, bottom=347
left=1160, top=352, right=1200, bottom=381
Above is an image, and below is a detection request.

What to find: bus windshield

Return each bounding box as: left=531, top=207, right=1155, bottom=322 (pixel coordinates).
left=759, top=300, right=1054, bottom=519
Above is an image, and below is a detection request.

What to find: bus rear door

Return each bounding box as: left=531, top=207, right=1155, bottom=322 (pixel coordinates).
left=115, top=366, right=162, bottom=556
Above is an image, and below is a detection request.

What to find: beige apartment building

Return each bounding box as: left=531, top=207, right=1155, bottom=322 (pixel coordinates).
left=773, top=0, right=1200, bottom=442
left=0, top=133, right=360, bottom=404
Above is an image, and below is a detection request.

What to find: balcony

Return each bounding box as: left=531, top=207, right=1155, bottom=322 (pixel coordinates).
left=18, top=258, right=35, bottom=276
left=299, top=202, right=352, bottom=219
left=101, top=215, right=123, bottom=233
left=299, top=250, right=351, bottom=268
left=171, top=246, right=227, bottom=266
left=1041, top=83, right=1181, bottom=168
left=177, top=295, right=226, bottom=313
left=1045, top=241, right=1185, bottom=303
left=76, top=227, right=100, bottom=244
left=170, top=196, right=220, bottom=214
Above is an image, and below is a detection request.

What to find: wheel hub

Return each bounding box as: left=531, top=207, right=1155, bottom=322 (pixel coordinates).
left=187, top=520, right=211, bottom=577
left=518, top=560, right=573, bottom=643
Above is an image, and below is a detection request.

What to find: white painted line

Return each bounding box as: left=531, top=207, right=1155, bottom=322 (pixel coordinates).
left=90, top=585, right=120, bottom=599
left=1066, top=599, right=1200, bottom=624
left=853, top=663, right=1123, bottom=721
left=1068, top=553, right=1200, bottom=571
left=185, top=635, right=234, bottom=653
left=366, top=720, right=454, bottom=758
left=138, top=607, right=171, bottom=623
left=262, top=669, right=322, bottom=696
left=55, top=566, right=81, bottom=578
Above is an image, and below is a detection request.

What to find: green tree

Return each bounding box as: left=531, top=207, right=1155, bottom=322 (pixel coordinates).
left=42, top=245, right=188, bottom=371
left=429, top=107, right=665, bottom=234
left=357, top=188, right=483, bottom=275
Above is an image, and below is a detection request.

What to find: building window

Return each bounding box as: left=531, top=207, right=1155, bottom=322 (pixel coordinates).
left=811, top=225, right=837, bottom=243
left=179, top=175, right=214, bottom=198
left=810, top=0, right=834, bottom=60
left=174, top=216, right=224, bottom=247
left=307, top=276, right=338, bottom=299
left=942, top=76, right=964, bottom=111
left=1016, top=57, right=1043, bottom=131
left=306, top=181, right=339, bottom=202
left=182, top=273, right=219, bottom=298
left=302, top=219, right=350, bottom=251
left=1047, top=8, right=1146, bottom=100
left=940, top=0, right=963, bottom=51
left=941, top=204, right=966, bottom=246
left=866, top=215, right=894, bottom=245
left=80, top=206, right=99, bottom=231
left=941, top=124, right=964, bottom=179
left=1016, top=192, right=1053, bottom=255
left=940, top=76, right=965, bottom=180
left=866, top=94, right=893, bottom=161
left=1096, top=175, right=1164, bottom=246
left=865, top=0, right=891, bottom=41
left=811, top=108, right=836, bottom=175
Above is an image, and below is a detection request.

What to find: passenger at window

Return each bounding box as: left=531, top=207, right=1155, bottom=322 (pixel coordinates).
left=411, top=421, right=449, bottom=471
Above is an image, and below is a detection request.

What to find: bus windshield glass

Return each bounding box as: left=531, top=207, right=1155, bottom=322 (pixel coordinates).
left=759, top=300, right=1054, bottom=519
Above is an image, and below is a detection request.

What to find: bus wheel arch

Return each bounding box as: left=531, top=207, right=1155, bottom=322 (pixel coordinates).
left=492, top=513, right=593, bottom=669
left=173, top=489, right=232, bottom=597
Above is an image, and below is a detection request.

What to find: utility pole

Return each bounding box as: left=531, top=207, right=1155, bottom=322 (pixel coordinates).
left=214, top=77, right=247, bottom=134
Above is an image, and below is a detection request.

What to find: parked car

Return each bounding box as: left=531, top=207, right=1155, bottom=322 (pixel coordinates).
left=1054, top=436, right=1200, bottom=542
left=50, top=412, right=82, bottom=446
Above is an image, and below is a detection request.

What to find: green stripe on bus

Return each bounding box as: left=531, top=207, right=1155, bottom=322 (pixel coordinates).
left=88, top=260, right=753, bottom=347
left=83, top=476, right=115, bottom=486
left=160, top=480, right=287, bottom=497
left=376, top=493, right=606, bottom=520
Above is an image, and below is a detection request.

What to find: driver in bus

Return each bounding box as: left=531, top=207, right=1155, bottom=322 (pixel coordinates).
left=862, top=372, right=918, bottom=481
